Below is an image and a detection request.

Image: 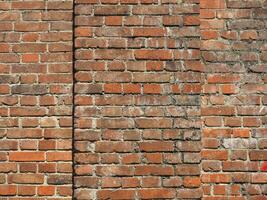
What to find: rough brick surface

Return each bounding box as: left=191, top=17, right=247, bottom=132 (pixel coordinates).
left=1, top=0, right=267, bottom=199
left=0, top=1, right=73, bottom=199
left=200, top=0, right=267, bottom=199
left=74, top=0, right=202, bottom=199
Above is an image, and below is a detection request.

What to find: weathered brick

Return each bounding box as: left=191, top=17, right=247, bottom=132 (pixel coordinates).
left=138, top=189, right=176, bottom=199
left=135, top=166, right=174, bottom=176
left=132, top=6, right=169, bottom=15
left=8, top=174, right=44, bottom=184
left=12, top=1, right=45, bottom=10
left=11, top=85, right=47, bottom=95
left=135, top=118, right=172, bottom=128
left=47, top=175, right=72, bottom=185
left=94, top=6, right=130, bottom=16
left=134, top=50, right=172, bottom=60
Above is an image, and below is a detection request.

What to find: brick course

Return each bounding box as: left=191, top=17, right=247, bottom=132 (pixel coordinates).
left=0, top=0, right=266, bottom=199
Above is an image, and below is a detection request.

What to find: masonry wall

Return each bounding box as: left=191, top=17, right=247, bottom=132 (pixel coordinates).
left=74, top=0, right=202, bottom=199
left=0, top=0, right=266, bottom=199
left=0, top=1, right=73, bottom=198
left=200, top=0, right=267, bottom=199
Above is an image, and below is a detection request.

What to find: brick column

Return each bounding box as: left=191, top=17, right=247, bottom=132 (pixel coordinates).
left=200, top=0, right=267, bottom=198
left=74, top=0, right=202, bottom=199
left=0, top=1, right=73, bottom=198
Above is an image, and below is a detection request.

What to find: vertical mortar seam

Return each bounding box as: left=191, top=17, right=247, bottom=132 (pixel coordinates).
left=72, top=0, right=76, bottom=199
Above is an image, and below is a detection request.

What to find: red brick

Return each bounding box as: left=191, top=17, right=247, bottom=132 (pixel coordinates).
left=177, top=188, right=202, bottom=198
left=139, top=142, right=174, bottom=152
left=122, top=178, right=140, bottom=188
left=19, top=163, right=37, bottom=173
left=38, top=186, right=55, bottom=196
left=184, top=15, right=200, bottom=25
left=135, top=118, right=172, bottom=128
left=201, top=30, right=218, bottom=39
left=134, top=50, right=172, bottom=60
left=163, top=16, right=183, bottom=26
left=8, top=174, right=44, bottom=184
left=22, top=54, right=39, bottom=63
left=0, top=163, right=17, bottom=173
left=143, top=84, right=161, bottom=94
left=104, top=83, right=122, bottom=93
left=105, top=16, right=122, bottom=26
left=176, top=164, right=200, bottom=175
left=183, top=177, right=201, bottom=187
left=202, top=150, right=228, bottom=160
left=135, top=166, right=174, bottom=176
left=12, top=1, right=45, bottom=10
left=75, top=27, right=92, bottom=37
left=132, top=6, right=169, bottom=15
left=201, top=106, right=235, bottom=116
left=9, top=152, right=45, bottom=161
left=250, top=151, right=267, bottom=161
left=201, top=0, right=226, bottom=9
left=221, top=84, right=238, bottom=94
left=138, top=189, right=176, bottom=199
left=101, top=177, right=121, bottom=188
left=133, top=28, right=166, bottom=37
left=47, top=152, right=72, bottom=161
left=18, top=186, right=36, bottom=196
left=163, top=177, right=182, bottom=187
left=0, top=185, right=17, bottom=195
left=200, top=9, right=216, bottom=19
left=252, top=174, right=267, bottom=183
left=123, top=84, right=141, bottom=93
left=97, top=190, right=135, bottom=199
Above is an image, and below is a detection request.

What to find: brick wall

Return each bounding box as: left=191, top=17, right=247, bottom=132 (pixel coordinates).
left=74, top=0, right=202, bottom=199
left=201, top=0, right=267, bottom=199
left=0, top=1, right=73, bottom=198
left=0, top=0, right=266, bottom=199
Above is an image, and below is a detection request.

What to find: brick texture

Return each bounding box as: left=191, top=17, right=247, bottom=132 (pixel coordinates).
left=200, top=0, right=267, bottom=199
left=74, top=0, right=202, bottom=199
left=0, top=1, right=73, bottom=199
left=0, top=0, right=267, bottom=199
